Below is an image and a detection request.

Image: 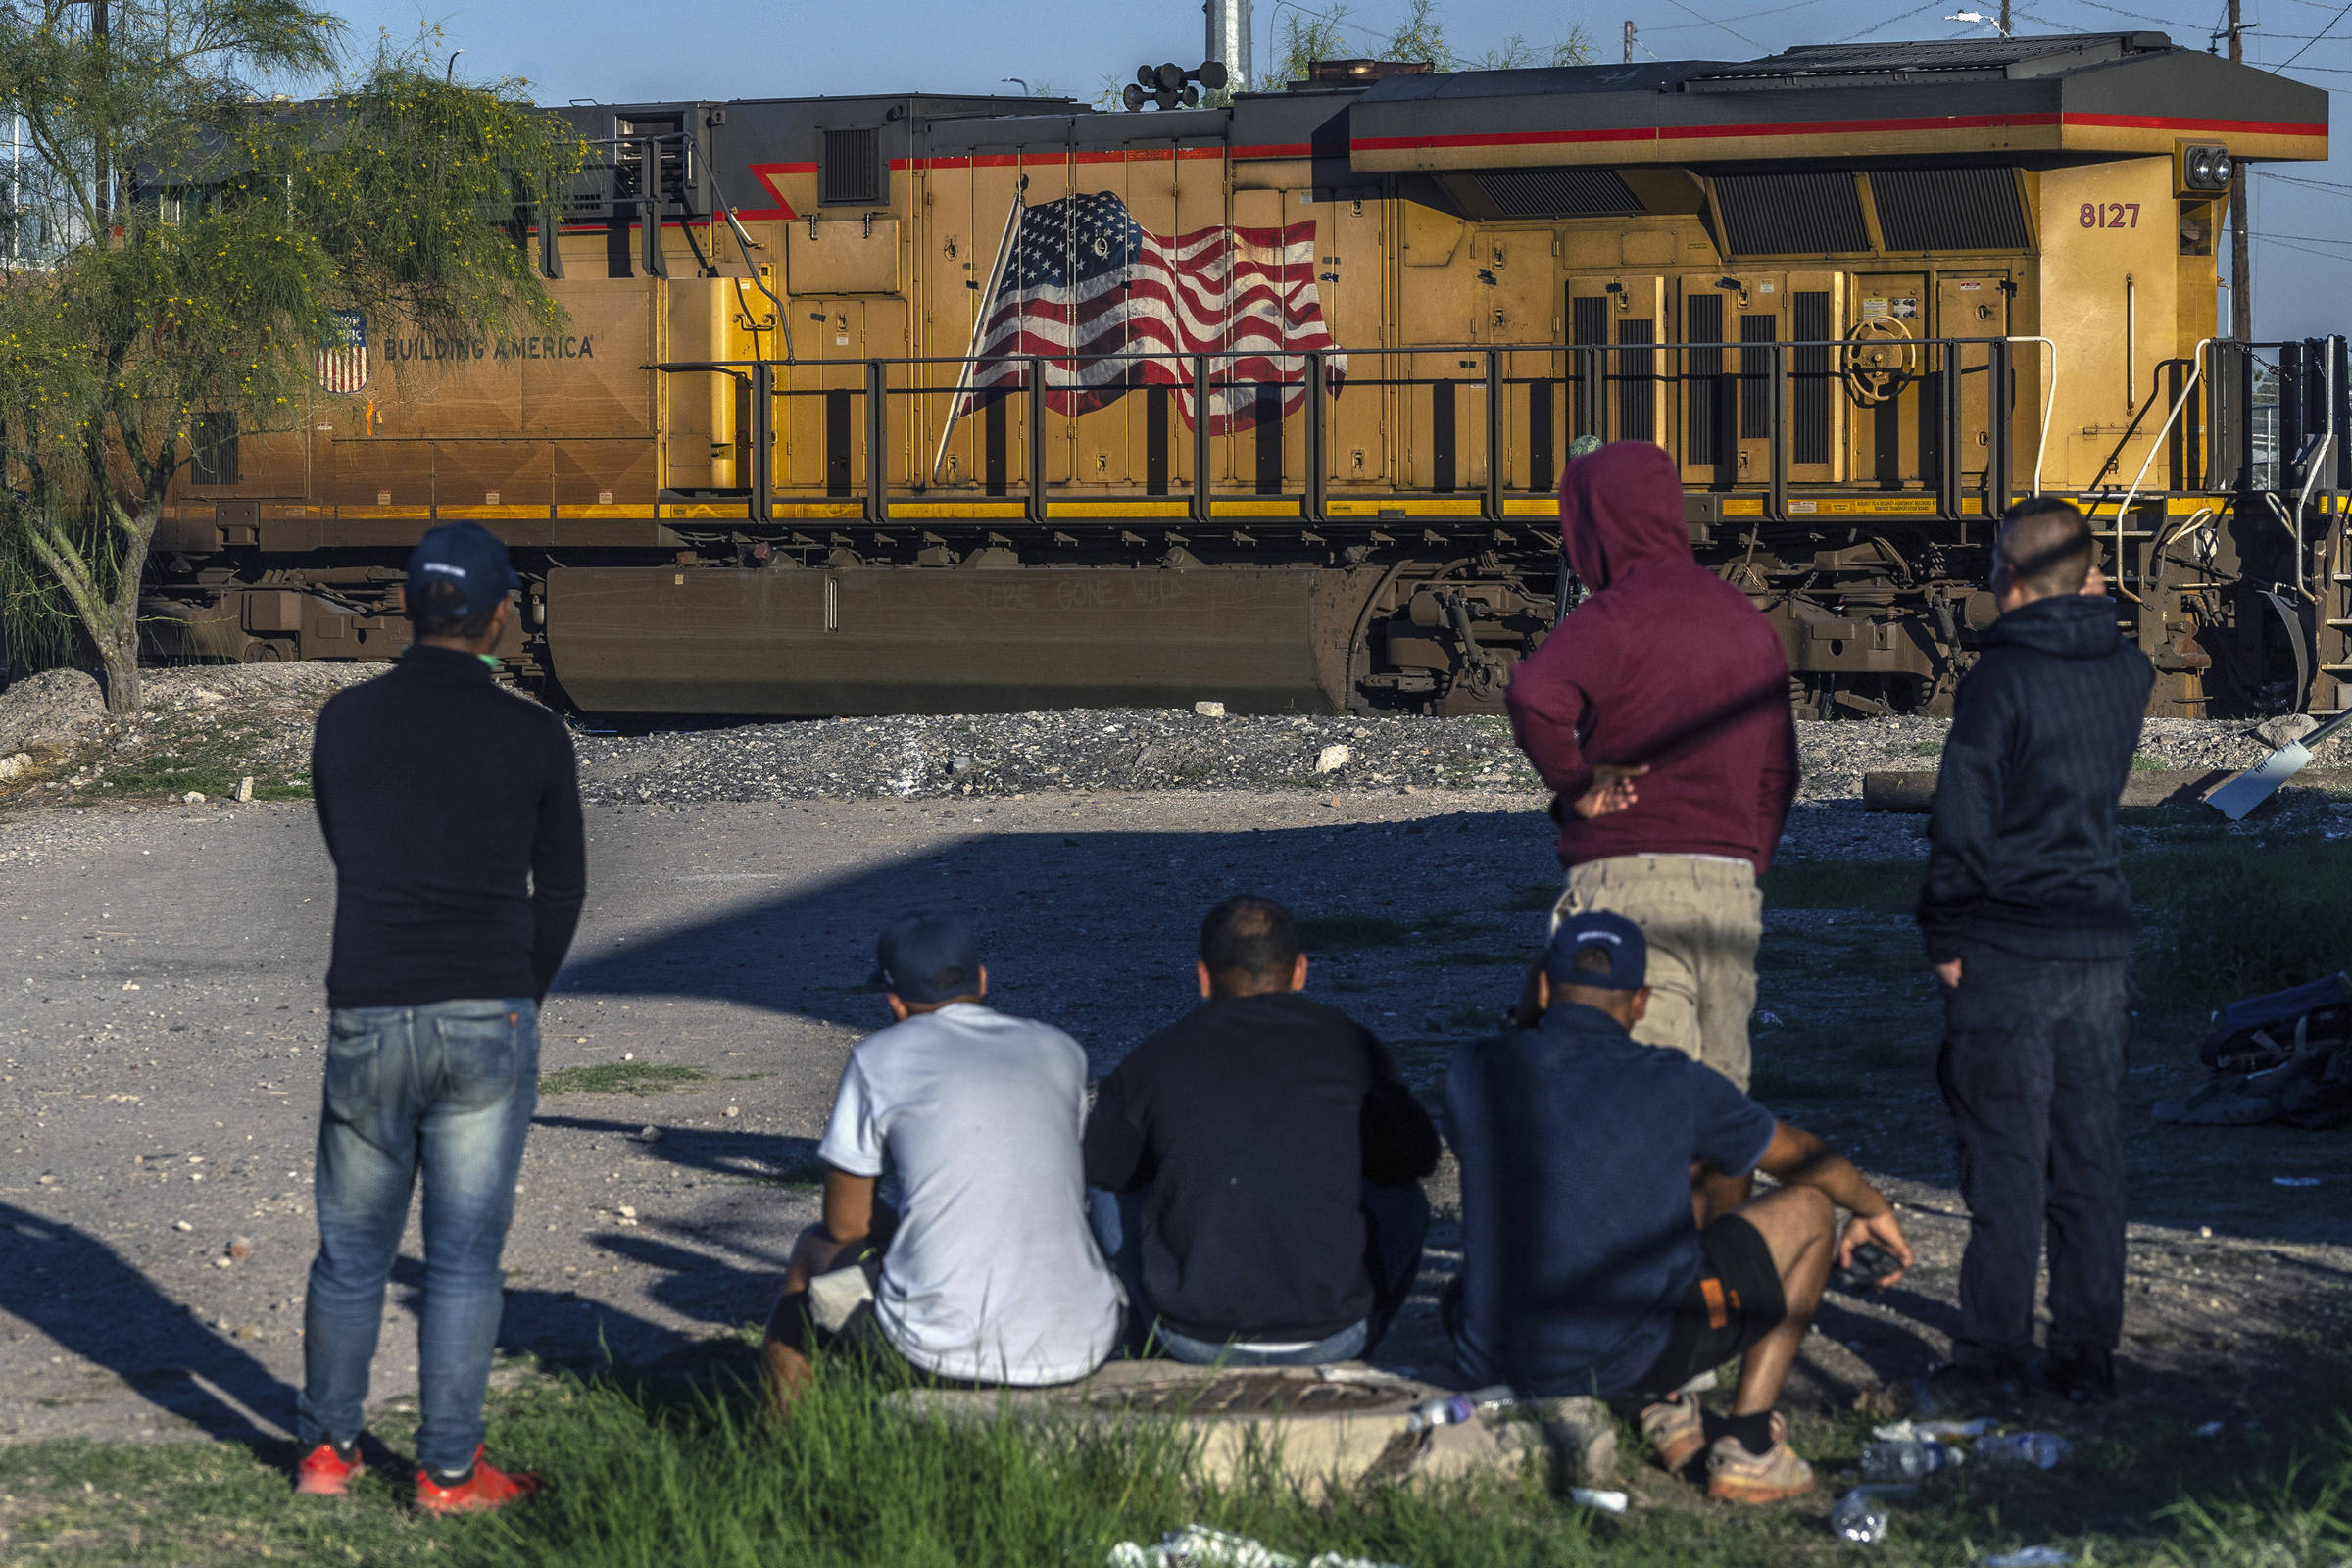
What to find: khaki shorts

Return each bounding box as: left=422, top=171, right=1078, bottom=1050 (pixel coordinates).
left=1550, top=855, right=1763, bottom=1091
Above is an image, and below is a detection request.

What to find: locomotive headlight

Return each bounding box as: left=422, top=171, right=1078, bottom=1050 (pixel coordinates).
left=2179, top=142, right=2234, bottom=193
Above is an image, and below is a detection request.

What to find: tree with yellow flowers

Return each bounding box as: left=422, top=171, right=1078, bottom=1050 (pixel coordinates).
left=0, top=2, right=584, bottom=710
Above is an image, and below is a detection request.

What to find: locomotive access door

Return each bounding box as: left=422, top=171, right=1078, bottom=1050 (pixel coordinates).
left=1567, top=276, right=1666, bottom=449
left=1938, top=271, right=2012, bottom=493
left=1847, top=273, right=1928, bottom=490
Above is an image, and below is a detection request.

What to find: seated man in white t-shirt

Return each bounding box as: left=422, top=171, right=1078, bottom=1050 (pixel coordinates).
left=762, top=911, right=1123, bottom=1404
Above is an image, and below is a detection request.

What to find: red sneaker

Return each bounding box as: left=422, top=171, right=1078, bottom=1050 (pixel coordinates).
left=413, top=1446, right=541, bottom=1514
left=293, top=1440, right=365, bottom=1496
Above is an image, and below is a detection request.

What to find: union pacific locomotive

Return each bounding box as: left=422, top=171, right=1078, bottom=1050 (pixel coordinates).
left=145, top=31, right=2342, bottom=718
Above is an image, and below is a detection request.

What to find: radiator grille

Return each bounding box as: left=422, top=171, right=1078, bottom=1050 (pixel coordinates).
left=1687, top=293, right=1727, bottom=466
left=1868, top=168, right=2031, bottom=252
left=820, top=127, right=884, bottom=207
left=1475, top=168, right=1643, bottom=219
left=1617, top=318, right=1655, bottom=442
left=1740, top=314, right=1777, bottom=440
left=1714, top=172, right=1870, bottom=256
left=1792, top=290, right=1833, bottom=465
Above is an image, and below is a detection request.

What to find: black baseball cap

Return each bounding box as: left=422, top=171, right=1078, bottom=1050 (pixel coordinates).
left=874, top=911, right=983, bottom=1004
left=1546, top=910, right=1647, bottom=992
left=406, top=521, right=520, bottom=619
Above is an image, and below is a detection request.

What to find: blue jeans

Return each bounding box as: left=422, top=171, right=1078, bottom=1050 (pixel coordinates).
left=1087, top=1181, right=1426, bottom=1366
left=298, top=999, right=538, bottom=1474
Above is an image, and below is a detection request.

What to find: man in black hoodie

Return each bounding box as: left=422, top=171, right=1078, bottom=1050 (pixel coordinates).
left=1918, top=498, right=2151, bottom=1405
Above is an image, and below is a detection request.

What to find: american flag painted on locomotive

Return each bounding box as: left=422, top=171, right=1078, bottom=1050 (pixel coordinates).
left=315, top=311, right=369, bottom=394
left=959, top=192, right=1344, bottom=434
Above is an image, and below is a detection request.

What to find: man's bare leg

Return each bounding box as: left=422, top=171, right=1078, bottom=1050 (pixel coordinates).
left=1725, top=1184, right=1837, bottom=1417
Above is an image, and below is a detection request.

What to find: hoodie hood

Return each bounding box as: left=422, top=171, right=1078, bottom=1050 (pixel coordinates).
left=1557, top=441, right=1695, bottom=591
left=1987, top=593, right=2126, bottom=660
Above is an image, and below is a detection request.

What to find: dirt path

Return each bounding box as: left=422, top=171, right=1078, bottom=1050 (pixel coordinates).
left=1, top=789, right=2345, bottom=1454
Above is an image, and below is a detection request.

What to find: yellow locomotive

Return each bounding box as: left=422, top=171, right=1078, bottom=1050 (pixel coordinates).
left=149, top=30, right=2334, bottom=718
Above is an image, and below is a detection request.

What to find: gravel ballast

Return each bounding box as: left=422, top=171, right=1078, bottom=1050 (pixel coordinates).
left=0, top=662, right=2320, bottom=816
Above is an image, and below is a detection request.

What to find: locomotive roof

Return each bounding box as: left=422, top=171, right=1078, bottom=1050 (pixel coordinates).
left=563, top=30, right=2322, bottom=222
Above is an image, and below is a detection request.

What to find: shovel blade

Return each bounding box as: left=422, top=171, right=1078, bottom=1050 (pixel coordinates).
left=2205, top=740, right=2315, bottom=821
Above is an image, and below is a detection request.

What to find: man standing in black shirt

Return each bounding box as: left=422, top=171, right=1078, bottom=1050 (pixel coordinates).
left=1084, top=896, right=1440, bottom=1364
left=1919, top=498, right=2152, bottom=1407
left=293, top=522, right=584, bottom=1510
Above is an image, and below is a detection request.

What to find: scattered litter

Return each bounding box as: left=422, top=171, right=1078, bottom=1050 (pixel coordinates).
left=622, top=1052, right=634, bottom=1060
left=723, top=1105, right=741, bottom=1118
left=226, top=1237, right=253, bottom=1261
left=1404, top=1395, right=1474, bottom=1433
left=1193, top=701, right=1226, bottom=717
left=2194, top=1420, right=2226, bottom=1438
left=1314, top=744, right=1350, bottom=774
left=1861, top=1439, right=1964, bottom=1480
left=1974, top=1432, right=2069, bottom=1468
left=2274, top=1176, right=2323, bottom=1187
left=1103, top=1525, right=1402, bottom=1568
left=172, top=1220, right=192, bottom=1232
left=1874, top=1418, right=1995, bottom=1443
left=121, top=981, right=139, bottom=991
left=1981, top=1548, right=2074, bottom=1568
left=1831, top=1488, right=1889, bottom=1544
left=213, top=1256, right=233, bottom=1269
left=182, top=790, right=206, bottom=804
left=2199, top=1226, right=2213, bottom=1239
left=1568, top=1487, right=1628, bottom=1513
left=0, top=752, right=31, bottom=782
left=235, top=775, right=254, bottom=802
left=632, top=1125, right=663, bottom=1144
left=616, top=1205, right=637, bottom=1219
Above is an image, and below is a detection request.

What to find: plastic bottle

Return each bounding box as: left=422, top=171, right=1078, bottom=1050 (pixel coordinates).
left=1859, top=1439, right=1965, bottom=1481
left=1404, top=1394, right=1475, bottom=1433
left=1831, top=1487, right=1890, bottom=1544
left=1974, top=1432, right=2071, bottom=1469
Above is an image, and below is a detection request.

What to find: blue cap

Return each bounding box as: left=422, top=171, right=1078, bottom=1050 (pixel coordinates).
left=406, top=521, right=519, bottom=619
left=874, top=911, right=983, bottom=1004
left=1546, top=910, right=1646, bottom=992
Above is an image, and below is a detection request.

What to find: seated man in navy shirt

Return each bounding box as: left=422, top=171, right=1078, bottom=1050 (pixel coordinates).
left=1445, top=912, right=1911, bottom=1504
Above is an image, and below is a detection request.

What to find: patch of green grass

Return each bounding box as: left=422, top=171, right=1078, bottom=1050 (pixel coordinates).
left=1908, top=739, right=1945, bottom=756
left=2131, top=752, right=2175, bottom=772
left=2130, top=837, right=2352, bottom=1010
left=538, top=1063, right=710, bottom=1096
left=9, top=1348, right=2352, bottom=1568
left=1759, top=859, right=1920, bottom=914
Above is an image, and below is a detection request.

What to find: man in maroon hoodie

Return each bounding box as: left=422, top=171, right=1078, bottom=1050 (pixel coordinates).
left=1506, top=441, right=1798, bottom=1103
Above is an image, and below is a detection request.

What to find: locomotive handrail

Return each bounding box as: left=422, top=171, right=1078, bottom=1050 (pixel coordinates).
left=645, top=335, right=2091, bottom=530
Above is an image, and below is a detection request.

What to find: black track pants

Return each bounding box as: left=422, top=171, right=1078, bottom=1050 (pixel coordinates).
left=1936, top=944, right=2131, bottom=1370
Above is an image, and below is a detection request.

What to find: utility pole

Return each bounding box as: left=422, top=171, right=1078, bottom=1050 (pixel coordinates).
left=1624, top=20, right=1636, bottom=62
left=2229, top=0, right=2252, bottom=340
left=1999, top=0, right=2011, bottom=37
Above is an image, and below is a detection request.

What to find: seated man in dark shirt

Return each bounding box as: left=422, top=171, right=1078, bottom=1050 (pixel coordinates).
left=1446, top=912, right=1912, bottom=1504
left=1084, top=895, right=1442, bottom=1365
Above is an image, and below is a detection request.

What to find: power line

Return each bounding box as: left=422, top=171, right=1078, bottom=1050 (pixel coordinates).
left=2256, top=169, right=2352, bottom=190
left=1829, top=0, right=1952, bottom=42
left=1642, top=0, right=1841, bottom=32
left=2248, top=228, right=2352, bottom=245
left=1655, top=0, right=1765, bottom=47
left=2278, top=0, right=2352, bottom=64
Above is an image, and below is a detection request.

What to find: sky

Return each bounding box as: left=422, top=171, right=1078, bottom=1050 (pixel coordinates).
left=321, top=0, right=2352, bottom=340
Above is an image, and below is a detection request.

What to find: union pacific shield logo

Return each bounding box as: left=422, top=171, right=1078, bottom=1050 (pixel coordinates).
left=316, top=311, right=369, bottom=394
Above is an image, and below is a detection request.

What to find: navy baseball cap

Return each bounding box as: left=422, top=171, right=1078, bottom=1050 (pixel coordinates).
left=874, top=911, right=983, bottom=1004
left=1546, top=910, right=1647, bottom=992
left=406, top=521, right=519, bottom=618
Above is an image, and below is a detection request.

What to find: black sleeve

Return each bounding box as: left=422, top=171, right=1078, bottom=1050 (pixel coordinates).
left=529, top=719, right=588, bottom=1002
left=1918, top=661, right=2014, bottom=962
left=308, top=703, right=337, bottom=852
left=1359, top=1033, right=1442, bottom=1185
left=1082, top=1058, right=1150, bottom=1193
